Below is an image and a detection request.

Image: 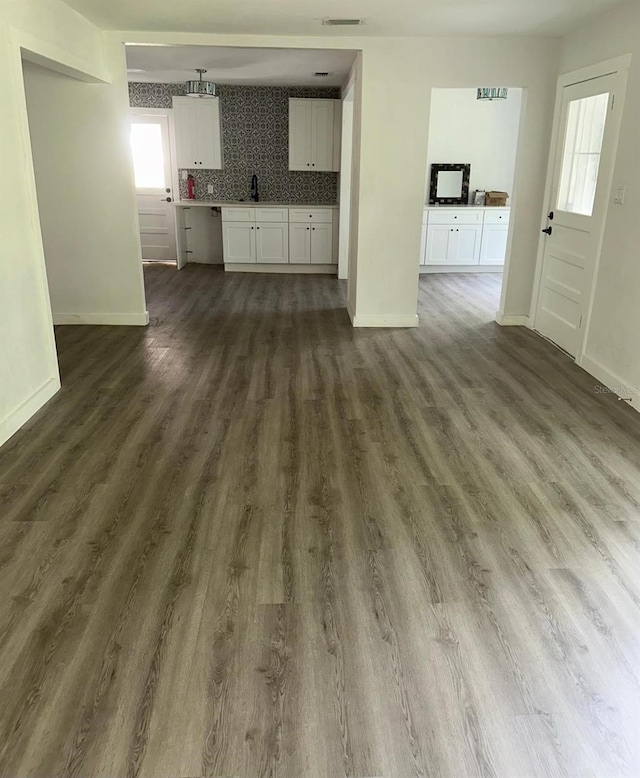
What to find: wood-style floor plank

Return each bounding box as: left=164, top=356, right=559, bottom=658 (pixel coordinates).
left=1, top=265, right=639, bottom=777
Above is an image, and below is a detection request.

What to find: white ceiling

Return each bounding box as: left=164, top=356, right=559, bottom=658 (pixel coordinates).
left=65, top=0, right=622, bottom=37
left=126, top=46, right=356, bottom=87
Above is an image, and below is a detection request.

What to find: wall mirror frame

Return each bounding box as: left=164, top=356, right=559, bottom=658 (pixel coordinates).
left=429, top=163, right=471, bottom=205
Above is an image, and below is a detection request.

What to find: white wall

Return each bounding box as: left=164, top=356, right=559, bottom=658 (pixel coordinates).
left=23, top=57, right=148, bottom=324
left=426, top=88, right=523, bottom=202
left=557, top=0, right=640, bottom=401
left=0, top=0, right=147, bottom=448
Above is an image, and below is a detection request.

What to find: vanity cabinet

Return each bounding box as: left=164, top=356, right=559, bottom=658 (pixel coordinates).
left=289, top=99, right=341, bottom=172
left=422, top=207, right=510, bottom=269
left=172, top=96, right=222, bottom=169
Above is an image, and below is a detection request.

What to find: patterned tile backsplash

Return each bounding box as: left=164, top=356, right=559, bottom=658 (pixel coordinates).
left=129, top=83, right=340, bottom=205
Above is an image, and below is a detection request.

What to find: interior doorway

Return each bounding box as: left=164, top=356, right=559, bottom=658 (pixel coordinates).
left=533, top=61, right=628, bottom=359
left=130, top=109, right=178, bottom=262
left=420, top=87, right=525, bottom=319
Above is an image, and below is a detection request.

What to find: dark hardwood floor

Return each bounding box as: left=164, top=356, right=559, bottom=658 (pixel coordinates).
left=1, top=265, right=640, bottom=777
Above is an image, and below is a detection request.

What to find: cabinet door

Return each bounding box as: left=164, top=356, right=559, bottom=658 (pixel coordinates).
left=173, top=97, right=197, bottom=169
left=419, top=223, right=429, bottom=265
left=222, top=222, right=256, bottom=263
left=450, top=225, right=482, bottom=264
left=311, top=100, right=335, bottom=172
left=479, top=224, right=509, bottom=265
left=289, top=223, right=311, bottom=264
left=310, top=223, right=333, bottom=264
left=425, top=225, right=452, bottom=265
left=289, top=99, right=313, bottom=171
left=256, top=223, right=289, bottom=264
left=195, top=99, right=222, bottom=169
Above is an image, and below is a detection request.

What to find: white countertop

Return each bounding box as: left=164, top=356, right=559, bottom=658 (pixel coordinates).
left=174, top=200, right=339, bottom=208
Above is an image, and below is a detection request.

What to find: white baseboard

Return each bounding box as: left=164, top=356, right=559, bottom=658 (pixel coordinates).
left=53, top=311, right=150, bottom=326
left=495, top=311, right=531, bottom=327
left=420, top=266, right=503, bottom=274
left=579, top=354, right=639, bottom=413
left=0, top=376, right=60, bottom=448
left=352, top=313, right=419, bottom=328
left=224, top=264, right=336, bottom=275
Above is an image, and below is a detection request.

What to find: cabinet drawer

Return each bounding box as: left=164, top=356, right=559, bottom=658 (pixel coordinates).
left=255, top=208, right=288, bottom=223
left=427, top=209, right=483, bottom=225
left=221, top=207, right=255, bottom=222
left=288, top=208, right=333, bottom=223
left=483, top=209, right=511, bottom=225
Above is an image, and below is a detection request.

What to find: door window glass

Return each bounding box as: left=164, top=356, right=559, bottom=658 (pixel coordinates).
left=557, top=92, right=609, bottom=216
left=130, top=122, right=165, bottom=189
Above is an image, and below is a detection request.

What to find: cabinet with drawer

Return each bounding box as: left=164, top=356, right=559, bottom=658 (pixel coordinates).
left=422, top=207, right=511, bottom=268
left=288, top=208, right=334, bottom=224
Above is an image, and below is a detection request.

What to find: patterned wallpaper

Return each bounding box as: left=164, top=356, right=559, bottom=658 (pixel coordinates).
left=129, top=83, right=340, bottom=205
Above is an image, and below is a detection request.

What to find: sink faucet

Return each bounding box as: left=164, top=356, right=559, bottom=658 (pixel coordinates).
left=251, top=174, right=259, bottom=203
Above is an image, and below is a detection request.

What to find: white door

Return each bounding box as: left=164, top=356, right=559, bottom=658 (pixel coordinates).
left=256, top=223, right=288, bottom=264
left=289, top=99, right=313, bottom=171
left=310, top=223, right=333, bottom=264
left=130, top=112, right=177, bottom=262
left=311, top=100, right=335, bottom=172
left=479, top=225, right=509, bottom=265
left=534, top=72, right=623, bottom=356
left=223, top=222, right=256, bottom=263
left=289, top=223, right=311, bottom=264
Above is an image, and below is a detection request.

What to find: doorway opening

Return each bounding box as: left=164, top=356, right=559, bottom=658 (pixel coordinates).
left=124, top=44, right=359, bottom=298
left=420, top=87, right=525, bottom=321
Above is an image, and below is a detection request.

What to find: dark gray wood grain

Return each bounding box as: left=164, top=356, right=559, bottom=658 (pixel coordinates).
left=1, top=266, right=639, bottom=777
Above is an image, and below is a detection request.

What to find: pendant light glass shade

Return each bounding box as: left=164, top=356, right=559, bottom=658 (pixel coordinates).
left=186, top=69, right=216, bottom=98
left=477, top=87, right=508, bottom=101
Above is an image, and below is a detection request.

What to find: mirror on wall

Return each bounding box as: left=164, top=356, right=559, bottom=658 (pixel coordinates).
left=429, top=163, right=471, bottom=205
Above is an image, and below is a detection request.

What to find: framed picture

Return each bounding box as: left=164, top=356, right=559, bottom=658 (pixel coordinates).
left=429, top=163, right=471, bottom=206
left=473, top=190, right=486, bottom=206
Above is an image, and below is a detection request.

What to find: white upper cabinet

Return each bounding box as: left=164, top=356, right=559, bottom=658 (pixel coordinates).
left=172, top=96, right=222, bottom=170
left=289, top=98, right=341, bottom=172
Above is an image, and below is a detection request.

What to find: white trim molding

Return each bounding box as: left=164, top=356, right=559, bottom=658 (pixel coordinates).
left=579, top=354, right=639, bottom=414
left=0, top=376, right=60, bottom=448
left=352, top=314, right=419, bottom=328
left=495, top=311, right=531, bottom=327
left=52, top=311, right=150, bottom=325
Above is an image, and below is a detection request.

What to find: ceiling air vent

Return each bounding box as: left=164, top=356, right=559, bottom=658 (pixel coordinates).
left=314, top=72, right=330, bottom=77
left=322, top=18, right=365, bottom=26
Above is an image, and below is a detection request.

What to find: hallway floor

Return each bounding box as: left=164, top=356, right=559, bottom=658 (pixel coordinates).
left=1, top=266, right=639, bottom=777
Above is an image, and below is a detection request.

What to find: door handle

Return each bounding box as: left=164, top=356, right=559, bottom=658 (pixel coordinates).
left=542, top=226, right=552, bottom=235
left=162, top=197, right=172, bottom=202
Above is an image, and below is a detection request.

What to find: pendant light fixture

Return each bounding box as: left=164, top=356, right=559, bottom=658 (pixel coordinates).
left=186, top=69, right=216, bottom=98
left=477, top=87, right=508, bottom=101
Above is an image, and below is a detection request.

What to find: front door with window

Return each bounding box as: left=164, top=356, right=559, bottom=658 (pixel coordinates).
left=130, top=112, right=177, bottom=263
left=534, top=72, right=622, bottom=356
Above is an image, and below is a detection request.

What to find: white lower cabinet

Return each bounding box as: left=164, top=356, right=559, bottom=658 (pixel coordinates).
left=288, top=223, right=333, bottom=264
left=222, top=222, right=256, bottom=263
left=425, top=224, right=482, bottom=265
left=480, top=224, right=509, bottom=265
left=256, top=222, right=288, bottom=264
left=289, top=223, right=311, bottom=264
left=310, top=223, right=333, bottom=264
left=423, top=207, right=510, bottom=268
left=221, top=205, right=336, bottom=267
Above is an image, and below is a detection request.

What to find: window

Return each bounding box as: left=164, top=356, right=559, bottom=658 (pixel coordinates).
left=557, top=92, right=609, bottom=217
left=130, top=122, right=165, bottom=190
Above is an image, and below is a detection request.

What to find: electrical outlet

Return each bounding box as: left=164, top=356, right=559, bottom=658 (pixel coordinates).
left=207, top=184, right=214, bottom=194
left=614, top=186, right=625, bottom=205
left=181, top=170, right=188, bottom=180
